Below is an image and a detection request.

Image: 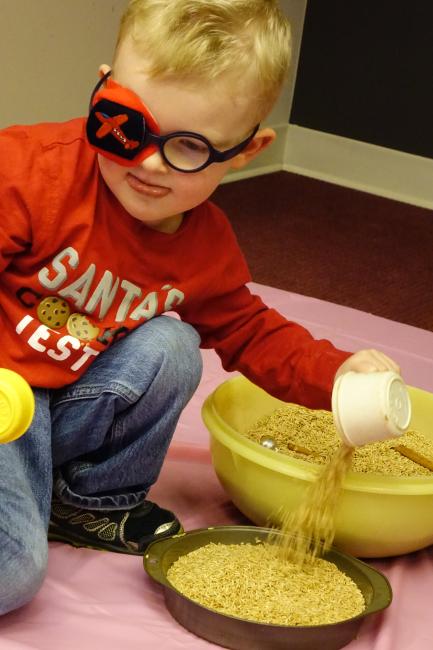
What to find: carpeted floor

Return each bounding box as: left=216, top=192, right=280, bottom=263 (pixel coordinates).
left=212, top=171, right=433, bottom=332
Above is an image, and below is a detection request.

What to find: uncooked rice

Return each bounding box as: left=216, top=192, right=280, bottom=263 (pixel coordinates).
left=246, top=404, right=433, bottom=477
left=268, top=443, right=354, bottom=565
left=247, top=403, right=433, bottom=566
left=167, top=541, right=365, bottom=626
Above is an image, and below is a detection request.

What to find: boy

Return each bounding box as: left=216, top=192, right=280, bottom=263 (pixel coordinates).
left=0, top=0, right=399, bottom=614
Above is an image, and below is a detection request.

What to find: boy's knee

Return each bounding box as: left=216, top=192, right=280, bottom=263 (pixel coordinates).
left=0, top=534, right=48, bottom=615
left=151, top=317, right=203, bottom=389
left=157, top=315, right=200, bottom=346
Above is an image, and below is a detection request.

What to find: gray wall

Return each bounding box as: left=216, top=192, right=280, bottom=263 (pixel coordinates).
left=267, top=0, right=306, bottom=127
left=0, top=0, right=128, bottom=127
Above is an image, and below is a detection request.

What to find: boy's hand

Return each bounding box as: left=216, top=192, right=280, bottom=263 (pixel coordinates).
left=334, top=349, right=401, bottom=382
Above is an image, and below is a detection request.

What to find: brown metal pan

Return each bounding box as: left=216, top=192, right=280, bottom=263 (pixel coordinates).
left=144, top=525, right=392, bottom=650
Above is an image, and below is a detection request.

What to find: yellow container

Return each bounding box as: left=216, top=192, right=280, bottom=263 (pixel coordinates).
left=202, top=375, right=433, bottom=558
left=0, top=369, right=35, bottom=443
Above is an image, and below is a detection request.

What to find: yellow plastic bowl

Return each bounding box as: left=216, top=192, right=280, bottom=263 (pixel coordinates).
left=0, top=368, right=35, bottom=444
left=202, top=376, right=433, bottom=558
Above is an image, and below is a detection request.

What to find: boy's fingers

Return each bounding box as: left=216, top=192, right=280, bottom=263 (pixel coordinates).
left=368, top=350, right=400, bottom=374
left=338, top=349, right=401, bottom=377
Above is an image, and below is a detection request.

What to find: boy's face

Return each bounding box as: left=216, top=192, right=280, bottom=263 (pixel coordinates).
left=96, top=38, right=272, bottom=232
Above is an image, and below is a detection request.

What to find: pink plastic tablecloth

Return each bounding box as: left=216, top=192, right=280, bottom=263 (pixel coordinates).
left=1, top=283, right=432, bottom=650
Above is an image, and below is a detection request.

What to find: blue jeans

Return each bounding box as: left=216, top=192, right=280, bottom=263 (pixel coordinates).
left=0, top=316, right=202, bottom=615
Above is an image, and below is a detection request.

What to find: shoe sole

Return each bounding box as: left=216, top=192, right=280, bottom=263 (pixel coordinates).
left=48, top=523, right=184, bottom=556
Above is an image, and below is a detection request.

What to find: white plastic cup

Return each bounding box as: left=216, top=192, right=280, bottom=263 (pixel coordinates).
left=332, top=371, right=412, bottom=447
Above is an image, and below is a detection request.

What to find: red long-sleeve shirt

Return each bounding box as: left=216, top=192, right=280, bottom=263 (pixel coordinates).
left=0, top=118, right=350, bottom=407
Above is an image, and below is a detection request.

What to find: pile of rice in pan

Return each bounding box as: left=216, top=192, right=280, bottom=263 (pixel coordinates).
left=167, top=540, right=365, bottom=626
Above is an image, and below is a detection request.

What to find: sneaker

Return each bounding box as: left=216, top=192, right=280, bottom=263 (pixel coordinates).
left=48, top=498, right=182, bottom=555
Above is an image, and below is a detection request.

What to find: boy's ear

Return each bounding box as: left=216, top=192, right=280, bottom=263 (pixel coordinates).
left=229, top=127, right=276, bottom=170
left=98, top=64, right=111, bottom=78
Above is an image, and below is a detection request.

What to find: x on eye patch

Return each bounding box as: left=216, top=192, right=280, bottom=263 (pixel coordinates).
left=86, top=71, right=259, bottom=173
left=86, top=71, right=159, bottom=166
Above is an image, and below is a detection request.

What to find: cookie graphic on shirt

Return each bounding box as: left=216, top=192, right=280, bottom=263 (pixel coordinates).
left=66, top=313, right=100, bottom=341
left=37, top=297, right=70, bottom=328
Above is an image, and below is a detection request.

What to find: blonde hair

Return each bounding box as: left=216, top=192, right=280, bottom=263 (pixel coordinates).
left=115, top=0, right=292, bottom=120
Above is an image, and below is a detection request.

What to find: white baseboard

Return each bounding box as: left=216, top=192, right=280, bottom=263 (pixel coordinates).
left=223, top=122, right=433, bottom=211
left=284, top=125, right=433, bottom=210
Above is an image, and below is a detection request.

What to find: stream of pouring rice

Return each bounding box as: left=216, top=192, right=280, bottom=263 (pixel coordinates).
left=268, top=444, right=355, bottom=565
